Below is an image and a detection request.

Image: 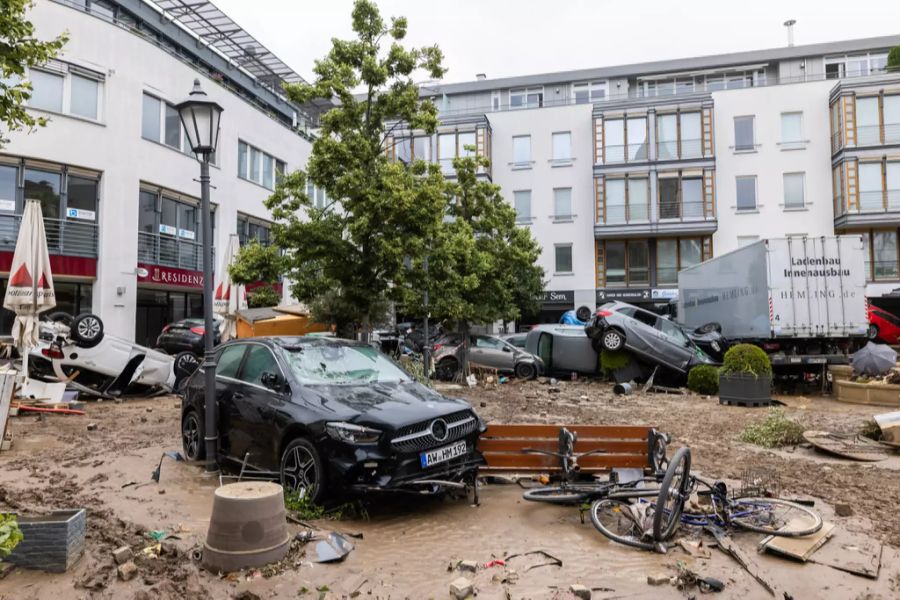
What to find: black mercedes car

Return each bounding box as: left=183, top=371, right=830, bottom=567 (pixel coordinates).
left=156, top=318, right=221, bottom=356
left=179, top=336, right=485, bottom=502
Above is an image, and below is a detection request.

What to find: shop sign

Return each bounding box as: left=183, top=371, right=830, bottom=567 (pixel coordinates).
left=178, top=228, right=196, bottom=240
left=596, top=288, right=652, bottom=302
left=66, top=207, right=96, bottom=221
left=542, top=290, right=574, bottom=305
left=137, top=263, right=203, bottom=288
left=159, top=224, right=177, bottom=236
left=652, top=288, right=679, bottom=300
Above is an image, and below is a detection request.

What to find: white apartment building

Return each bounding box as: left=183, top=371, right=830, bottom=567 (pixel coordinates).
left=2, top=0, right=325, bottom=344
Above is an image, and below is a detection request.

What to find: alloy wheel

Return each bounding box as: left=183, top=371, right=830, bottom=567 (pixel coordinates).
left=282, top=445, right=318, bottom=496
left=77, top=316, right=101, bottom=339
left=182, top=413, right=200, bottom=459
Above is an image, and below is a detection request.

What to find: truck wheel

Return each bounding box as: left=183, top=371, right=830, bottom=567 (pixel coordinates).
left=867, top=324, right=879, bottom=340
left=71, top=313, right=104, bottom=348
left=601, top=329, right=625, bottom=352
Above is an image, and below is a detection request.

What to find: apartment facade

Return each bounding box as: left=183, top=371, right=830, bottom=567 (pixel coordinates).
left=2, top=0, right=325, bottom=344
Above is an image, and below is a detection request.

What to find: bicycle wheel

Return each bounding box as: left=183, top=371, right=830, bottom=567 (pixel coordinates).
left=589, top=499, right=659, bottom=552
left=729, top=498, right=823, bottom=537
left=522, top=483, right=608, bottom=505
left=652, top=447, right=692, bottom=541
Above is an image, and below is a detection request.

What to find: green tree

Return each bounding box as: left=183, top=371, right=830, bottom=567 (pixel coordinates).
left=228, top=241, right=284, bottom=308
left=260, top=0, right=447, bottom=337
left=889, top=46, right=900, bottom=71
left=402, top=151, right=544, bottom=376
left=0, top=1, right=68, bottom=147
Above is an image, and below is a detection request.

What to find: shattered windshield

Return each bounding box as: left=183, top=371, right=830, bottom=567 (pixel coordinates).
left=279, top=344, right=412, bottom=385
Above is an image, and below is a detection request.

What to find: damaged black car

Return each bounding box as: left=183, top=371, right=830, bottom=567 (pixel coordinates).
left=179, top=337, right=485, bottom=502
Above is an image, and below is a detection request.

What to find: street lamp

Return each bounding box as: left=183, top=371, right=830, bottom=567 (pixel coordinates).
left=176, top=79, right=223, bottom=474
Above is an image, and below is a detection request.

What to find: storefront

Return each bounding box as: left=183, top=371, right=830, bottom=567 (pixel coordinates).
left=519, top=290, right=575, bottom=329
left=595, top=287, right=677, bottom=315
left=135, top=264, right=205, bottom=347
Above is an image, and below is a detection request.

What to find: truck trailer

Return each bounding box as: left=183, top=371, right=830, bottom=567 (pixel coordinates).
left=677, top=236, right=868, bottom=365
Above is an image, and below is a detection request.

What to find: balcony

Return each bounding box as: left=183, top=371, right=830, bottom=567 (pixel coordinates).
left=596, top=199, right=716, bottom=238
left=138, top=231, right=212, bottom=272
left=855, top=123, right=900, bottom=147
left=602, top=143, right=649, bottom=164
left=656, top=139, right=707, bottom=161
left=0, top=215, right=98, bottom=258
left=834, top=189, right=900, bottom=228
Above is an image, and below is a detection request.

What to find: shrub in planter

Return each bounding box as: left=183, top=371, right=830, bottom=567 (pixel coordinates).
left=719, top=344, right=772, bottom=406
left=0, top=513, right=24, bottom=560
left=687, top=365, right=719, bottom=395
left=600, top=349, right=631, bottom=373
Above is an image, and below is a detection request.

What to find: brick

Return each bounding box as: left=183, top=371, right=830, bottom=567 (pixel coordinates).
left=118, top=561, right=138, bottom=581
left=647, top=574, right=671, bottom=586
left=449, top=577, right=473, bottom=599
left=113, top=546, right=133, bottom=565
left=570, top=584, right=591, bottom=600
left=457, top=560, right=478, bottom=573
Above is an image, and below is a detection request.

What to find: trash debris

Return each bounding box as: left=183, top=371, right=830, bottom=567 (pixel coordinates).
left=760, top=521, right=835, bottom=561
left=313, top=532, right=354, bottom=563
left=613, top=382, right=633, bottom=395
left=647, top=574, right=670, bottom=586
left=449, top=577, right=473, bottom=600
left=677, top=538, right=711, bottom=559
left=569, top=583, right=591, bottom=599
left=835, top=503, right=854, bottom=517
left=457, top=559, right=477, bottom=572
left=803, top=430, right=892, bottom=462
left=808, top=530, right=883, bottom=579
left=151, top=450, right=185, bottom=483
left=466, top=374, right=477, bottom=387
left=86, top=422, right=97, bottom=431
left=674, top=562, right=724, bottom=593
left=141, top=543, right=162, bottom=558
left=874, top=410, right=900, bottom=443
left=484, top=559, right=505, bottom=568
left=504, top=550, right=562, bottom=571
left=117, top=560, right=138, bottom=581
left=112, top=545, right=132, bottom=565
left=707, top=525, right=780, bottom=596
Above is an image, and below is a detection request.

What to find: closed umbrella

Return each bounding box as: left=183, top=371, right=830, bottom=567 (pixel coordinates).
left=851, top=341, right=897, bottom=377
left=3, top=200, right=55, bottom=381
left=213, top=234, right=245, bottom=342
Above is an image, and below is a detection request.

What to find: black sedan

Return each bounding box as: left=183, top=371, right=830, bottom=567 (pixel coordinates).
left=179, top=337, right=485, bottom=502
left=156, top=318, right=221, bottom=356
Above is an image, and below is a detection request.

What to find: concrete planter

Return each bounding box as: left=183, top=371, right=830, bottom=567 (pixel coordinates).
left=834, top=380, right=900, bottom=407
left=6, top=509, right=86, bottom=573
left=719, top=373, right=772, bottom=407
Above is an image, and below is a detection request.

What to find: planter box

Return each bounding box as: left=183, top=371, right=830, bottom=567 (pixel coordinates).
left=6, top=509, right=86, bottom=573
left=719, top=373, right=772, bottom=407
left=834, top=380, right=900, bottom=407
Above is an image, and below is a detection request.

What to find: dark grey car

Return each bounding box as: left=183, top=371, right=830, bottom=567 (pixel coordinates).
left=585, top=301, right=716, bottom=374
left=433, top=334, right=543, bottom=380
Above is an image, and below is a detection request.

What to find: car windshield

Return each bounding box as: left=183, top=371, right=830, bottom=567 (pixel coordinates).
left=279, top=344, right=412, bottom=385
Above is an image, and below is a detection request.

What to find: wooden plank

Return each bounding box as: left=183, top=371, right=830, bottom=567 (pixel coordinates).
left=481, top=452, right=650, bottom=470
left=808, top=529, right=882, bottom=579
left=477, top=438, right=648, bottom=454
left=759, top=521, right=835, bottom=561
left=483, top=423, right=651, bottom=439
left=707, top=526, right=779, bottom=597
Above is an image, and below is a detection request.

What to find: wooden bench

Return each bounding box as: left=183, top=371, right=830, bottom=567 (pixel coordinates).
left=477, top=424, right=667, bottom=474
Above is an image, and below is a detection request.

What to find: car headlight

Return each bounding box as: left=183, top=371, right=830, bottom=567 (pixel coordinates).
left=325, top=422, right=382, bottom=444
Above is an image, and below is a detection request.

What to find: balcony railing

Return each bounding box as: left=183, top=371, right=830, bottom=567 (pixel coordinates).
left=656, top=138, right=706, bottom=160
left=602, top=143, right=649, bottom=164
left=601, top=203, right=650, bottom=224
left=658, top=200, right=707, bottom=220
left=138, top=231, right=212, bottom=272
left=0, top=215, right=98, bottom=258
left=852, top=189, right=900, bottom=213
left=854, top=123, right=900, bottom=147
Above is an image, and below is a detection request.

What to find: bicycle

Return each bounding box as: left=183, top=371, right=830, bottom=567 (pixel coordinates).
left=590, top=447, right=823, bottom=552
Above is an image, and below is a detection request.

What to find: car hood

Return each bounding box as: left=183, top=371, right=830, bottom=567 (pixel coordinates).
left=298, top=381, right=474, bottom=429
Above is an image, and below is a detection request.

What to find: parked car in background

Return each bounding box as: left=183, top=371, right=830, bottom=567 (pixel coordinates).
left=179, top=337, right=485, bottom=502
left=524, top=324, right=599, bottom=376
left=433, top=334, right=543, bottom=380
left=585, top=301, right=717, bottom=375
left=868, top=305, right=900, bottom=345
left=501, top=332, right=528, bottom=349
left=155, top=317, right=222, bottom=356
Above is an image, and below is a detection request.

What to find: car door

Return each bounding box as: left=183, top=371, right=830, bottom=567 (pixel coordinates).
left=214, top=344, right=250, bottom=459
left=655, top=318, right=696, bottom=372
left=619, top=306, right=661, bottom=357
left=470, top=336, right=515, bottom=371
left=234, top=344, right=288, bottom=472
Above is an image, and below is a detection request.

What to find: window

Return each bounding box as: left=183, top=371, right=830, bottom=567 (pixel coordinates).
left=658, top=177, right=679, bottom=219
left=657, top=114, right=677, bottom=159
left=0, top=166, right=15, bottom=212
left=856, top=97, right=880, bottom=145
left=605, top=179, right=626, bottom=223
left=680, top=112, right=702, bottom=158
left=555, top=244, right=573, bottom=273
left=888, top=162, right=900, bottom=209
left=780, top=112, right=803, bottom=148
left=70, top=74, right=99, bottom=119
left=553, top=188, right=572, bottom=220
left=659, top=318, right=690, bottom=346
left=826, top=53, right=888, bottom=79
left=510, top=87, right=543, bottom=109
left=241, top=346, right=280, bottom=386
left=458, top=132, right=476, bottom=157
left=572, top=81, right=607, bottom=104
left=28, top=69, right=64, bottom=113
left=67, top=176, right=98, bottom=220
left=655, top=237, right=711, bottom=285
left=514, top=190, right=531, bottom=223
left=238, top=140, right=283, bottom=190
left=600, top=176, right=649, bottom=224
left=679, top=238, right=702, bottom=270
left=413, top=136, right=431, bottom=161
left=627, top=178, right=649, bottom=221
left=306, top=181, right=330, bottom=210
left=438, top=133, right=456, bottom=171
left=217, top=345, right=246, bottom=378
left=783, top=173, right=805, bottom=209
left=137, top=188, right=213, bottom=270
left=396, top=137, right=412, bottom=163
left=738, top=235, right=759, bottom=248
left=164, top=103, right=181, bottom=148
left=682, top=178, right=703, bottom=218
left=627, top=240, right=649, bottom=284
left=734, top=116, right=755, bottom=151
left=552, top=132, right=572, bottom=162
left=604, top=119, right=625, bottom=162
left=736, top=176, right=757, bottom=211
left=605, top=241, right=626, bottom=285
left=238, top=214, right=273, bottom=246
left=24, top=168, right=61, bottom=220
left=512, top=135, right=531, bottom=165
left=599, top=240, right=650, bottom=286
left=859, top=162, right=883, bottom=211
left=142, top=94, right=161, bottom=141
left=474, top=336, right=504, bottom=349
left=873, top=230, right=899, bottom=280
left=626, top=117, right=648, bottom=161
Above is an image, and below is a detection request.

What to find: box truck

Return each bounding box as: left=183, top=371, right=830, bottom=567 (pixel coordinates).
left=677, top=236, right=868, bottom=365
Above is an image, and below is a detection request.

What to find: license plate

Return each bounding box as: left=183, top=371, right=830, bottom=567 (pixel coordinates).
left=420, top=440, right=467, bottom=468
left=808, top=357, right=827, bottom=364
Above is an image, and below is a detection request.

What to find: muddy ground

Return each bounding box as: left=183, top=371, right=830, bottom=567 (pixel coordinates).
left=1, top=381, right=899, bottom=599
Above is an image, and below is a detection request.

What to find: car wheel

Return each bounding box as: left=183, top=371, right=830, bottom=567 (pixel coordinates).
left=45, top=311, right=74, bottom=327
left=280, top=438, right=325, bottom=504
left=182, top=410, right=205, bottom=461
left=600, top=329, right=625, bottom=352
left=71, top=313, right=104, bottom=348
left=515, top=362, right=537, bottom=379
left=694, top=322, right=722, bottom=335
left=575, top=305, right=592, bottom=322
left=174, top=351, right=201, bottom=377
left=868, top=324, right=879, bottom=340
left=435, top=357, right=459, bottom=381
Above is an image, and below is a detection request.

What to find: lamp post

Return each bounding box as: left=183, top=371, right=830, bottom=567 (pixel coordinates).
left=176, top=79, right=223, bottom=474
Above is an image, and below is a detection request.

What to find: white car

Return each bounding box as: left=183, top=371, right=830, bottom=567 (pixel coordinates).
left=29, top=313, right=199, bottom=397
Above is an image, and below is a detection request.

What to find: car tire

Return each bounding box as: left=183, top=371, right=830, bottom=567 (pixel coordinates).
left=280, top=437, right=325, bottom=504
left=174, top=351, right=201, bottom=378
left=694, top=322, right=722, bottom=335
left=868, top=324, right=879, bottom=340
left=71, top=313, right=104, bottom=348
left=515, top=362, right=537, bottom=380
left=600, top=329, right=625, bottom=352
left=45, top=311, right=74, bottom=327
left=435, top=357, right=459, bottom=381
left=181, top=410, right=205, bottom=461
left=575, top=305, right=592, bottom=323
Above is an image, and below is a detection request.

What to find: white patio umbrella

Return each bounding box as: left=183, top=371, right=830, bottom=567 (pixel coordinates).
left=213, top=234, right=246, bottom=342
left=3, top=199, right=55, bottom=380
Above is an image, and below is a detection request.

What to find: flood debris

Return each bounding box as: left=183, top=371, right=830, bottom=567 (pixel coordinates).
left=449, top=576, right=473, bottom=599
left=707, top=525, right=780, bottom=597
left=504, top=550, right=562, bottom=571
left=759, top=521, right=835, bottom=561
left=117, top=560, right=138, bottom=581
left=313, top=532, right=354, bottom=563
left=674, top=561, right=725, bottom=593
left=457, top=559, right=478, bottom=572
left=112, top=545, right=132, bottom=565
left=569, top=583, right=591, bottom=599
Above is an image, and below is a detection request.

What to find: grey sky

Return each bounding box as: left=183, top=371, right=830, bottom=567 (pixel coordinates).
left=210, top=0, right=900, bottom=84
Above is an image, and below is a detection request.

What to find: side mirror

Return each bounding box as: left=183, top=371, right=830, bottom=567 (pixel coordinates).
left=261, top=371, right=284, bottom=391
left=502, top=346, right=511, bottom=352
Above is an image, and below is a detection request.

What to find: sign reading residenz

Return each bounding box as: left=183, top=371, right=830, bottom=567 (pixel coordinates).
left=137, top=263, right=203, bottom=288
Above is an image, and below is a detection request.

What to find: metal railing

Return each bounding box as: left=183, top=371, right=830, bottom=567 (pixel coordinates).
left=601, top=203, right=650, bottom=224
left=602, top=143, right=649, bottom=164
left=854, top=123, right=900, bottom=146
left=0, top=215, right=98, bottom=258
left=138, top=231, right=212, bottom=271
left=831, top=131, right=842, bottom=154
left=658, top=199, right=707, bottom=220
left=850, top=189, right=900, bottom=212
left=656, top=138, right=706, bottom=160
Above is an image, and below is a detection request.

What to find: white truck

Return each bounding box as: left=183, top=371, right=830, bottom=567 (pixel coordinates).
left=677, top=236, right=869, bottom=366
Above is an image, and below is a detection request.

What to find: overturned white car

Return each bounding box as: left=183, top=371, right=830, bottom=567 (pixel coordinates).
left=28, top=313, right=199, bottom=397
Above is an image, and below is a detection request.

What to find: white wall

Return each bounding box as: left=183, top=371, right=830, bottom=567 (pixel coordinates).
left=487, top=104, right=596, bottom=308
left=712, top=80, right=835, bottom=255
left=5, top=1, right=311, bottom=340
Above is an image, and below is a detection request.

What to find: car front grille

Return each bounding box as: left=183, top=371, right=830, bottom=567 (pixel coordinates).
left=390, top=410, right=478, bottom=453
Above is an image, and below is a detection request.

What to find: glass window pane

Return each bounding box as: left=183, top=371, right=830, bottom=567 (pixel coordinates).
left=66, top=176, right=97, bottom=218
left=241, top=346, right=279, bottom=386
left=736, top=176, right=757, bottom=210
left=887, top=162, right=900, bottom=209
left=164, top=104, right=181, bottom=148
left=238, top=142, right=248, bottom=179
left=573, top=84, right=589, bottom=104
left=857, top=97, right=879, bottom=145
left=438, top=133, right=455, bottom=171
left=28, top=69, right=64, bottom=113
left=626, top=117, right=647, bottom=160
left=514, top=190, right=531, bottom=221
left=605, top=179, right=625, bottom=223
left=24, top=168, right=61, bottom=219
left=249, top=147, right=261, bottom=182
left=142, top=94, right=161, bottom=141
left=783, top=173, right=805, bottom=208
left=734, top=116, right=754, bottom=150
left=605, top=242, right=625, bottom=285
left=604, top=119, right=624, bottom=162
left=591, top=82, right=606, bottom=101
left=682, top=179, right=703, bottom=217
left=217, top=345, right=246, bottom=378
left=512, top=136, right=530, bottom=163
left=627, top=240, right=649, bottom=284
left=884, top=96, right=900, bottom=143
left=781, top=112, right=802, bottom=143
left=859, top=162, right=883, bottom=210
left=0, top=165, right=16, bottom=210
left=657, top=239, right=678, bottom=285
left=555, top=245, right=572, bottom=273
left=138, top=191, right=157, bottom=233
left=262, top=153, right=274, bottom=189
left=413, top=136, right=430, bottom=161
left=873, top=231, right=898, bottom=280
left=628, top=178, right=648, bottom=221
left=160, top=197, right=177, bottom=229
left=458, top=132, right=476, bottom=157
left=680, top=113, right=701, bottom=157
left=70, top=74, right=99, bottom=119
left=659, top=178, right=679, bottom=219
left=553, top=188, right=572, bottom=218
left=396, top=137, right=412, bottom=163
left=679, top=238, right=702, bottom=269
left=552, top=132, right=571, bottom=160
left=657, top=114, right=677, bottom=159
